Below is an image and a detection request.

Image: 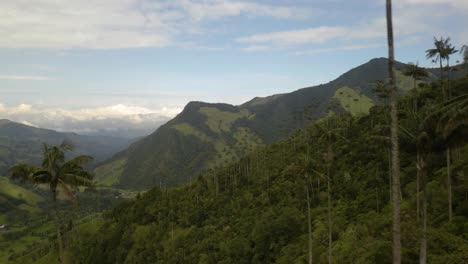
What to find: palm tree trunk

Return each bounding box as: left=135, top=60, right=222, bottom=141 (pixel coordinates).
left=440, top=59, right=446, bottom=100
left=52, top=191, right=65, bottom=264
left=447, top=58, right=451, bottom=98
left=419, top=151, right=427, bottom=264
left=447, top=147, right=452, bottom=222
left=416, top=153, right=420, bottom=222
left=386, top=1, right=402, bottom=263
left=327, top=143, right=333, bottom=264
left=306, top=182, right=313, bottom=264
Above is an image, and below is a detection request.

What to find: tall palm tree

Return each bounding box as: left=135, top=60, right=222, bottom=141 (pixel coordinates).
left=426, top=37, right=458, bottom=99
left=435, top=94, right=468, bottom=222
left=297, top=152, right=316, bottom=264
left=426, top=37, right=447, bottom=99
left=386, top=1, right=401, bottom=263
left=9, top=142, right=94, bottom=264
left=400, top=109, right=435, bottom=264
left=314, top=116, right=348, bottom=264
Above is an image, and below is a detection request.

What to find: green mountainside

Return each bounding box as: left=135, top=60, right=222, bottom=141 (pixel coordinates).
left=97, top=58, right=438, bottom=189
left=26, top=77, right=467, bottom=264
left=0, top=120, right=133, bottom=174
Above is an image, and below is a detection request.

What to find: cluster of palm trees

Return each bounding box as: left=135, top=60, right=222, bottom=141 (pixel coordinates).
left=386, top=1, right=467, bottom=263
left=9, top=142, right=94, bottom=264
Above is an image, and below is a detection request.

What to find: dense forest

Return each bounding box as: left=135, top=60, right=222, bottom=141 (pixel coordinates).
left=14, top=74, right=466, bottom=263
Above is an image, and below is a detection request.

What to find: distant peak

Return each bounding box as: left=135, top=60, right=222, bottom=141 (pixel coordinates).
left=0, top=119, right=12, bottom=125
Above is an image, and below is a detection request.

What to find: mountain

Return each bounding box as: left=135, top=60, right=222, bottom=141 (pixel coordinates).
left=0, top=120, right=133, bottom=174
left=31, top=77, right=468, bottom=263
left=95, top=58, right=439, bottom=189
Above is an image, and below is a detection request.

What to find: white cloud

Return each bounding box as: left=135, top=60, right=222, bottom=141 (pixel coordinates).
left=237, top=26, right=347, bottom=46
left=0, top=75, right=55, bottom=81
left=153, top=0, right=311, bottom=21
left=295, top=43, right=384, bottom=55
left=236, top=21, right=388, bottom=48
left=397, top=0, right=468, bottom=9
left=0, top=0, right=309, bottom=49
left=0, top=103, right=182, bottom=137
left=236, top=1, right=467, bottom=51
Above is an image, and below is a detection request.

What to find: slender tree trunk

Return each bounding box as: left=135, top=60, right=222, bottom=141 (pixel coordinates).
left=418, top=150, right=428, bottom=264
left=52, top=191, right=65, bottom=264
left=447, top=59, right=451, bottom=98
left=416, top=153, right=420, bottom=222
left=440, top=60, right=446, bottom=100
left=386, top=1, right=401, bottom=263
left=327, top=143, right=333, bottom=264
left=306, top=181, right=313, bottom=264
left=447, top=147, right=452, bottom=222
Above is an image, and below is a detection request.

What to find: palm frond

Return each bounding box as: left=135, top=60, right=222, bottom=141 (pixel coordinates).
left=64, top=155, right=93, bottom=167
left=62, top=174, right=94, bottom=187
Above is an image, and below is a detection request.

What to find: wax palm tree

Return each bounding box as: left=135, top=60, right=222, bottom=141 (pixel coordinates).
left=313, top=116, right=348, bottom=264
left=386, top=1, right=401, bottom=263
left=426, top=37, right=447, bottom=80
left=435, top=94, right=468, bottom=222
left=426, top=37, right=458, bottom=99
left=297, top=152, right=317, bottom=264
left=9, top=141, right=94, bottom=264
left=400, top=108, right=437, bottom=264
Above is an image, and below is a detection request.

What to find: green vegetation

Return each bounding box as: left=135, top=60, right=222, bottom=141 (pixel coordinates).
left=199, top=107, right=252, bottom=133
left=0, top=120, right=131, bottom=175
left=29, top=77, right=465, bottom=264
left=94, top=158, right=127, bottom=186
left=172, top=123, right=210, bottom=141
left=96, top=58, right=435, bottom=190
left=0, top=177, right=43, bottom=206
left=395, top=70, right=424, bottom=91
left=333, top=86, right=374, bottom=115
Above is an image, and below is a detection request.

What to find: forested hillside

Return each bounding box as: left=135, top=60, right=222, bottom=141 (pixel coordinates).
left=24, top=77, right=467, bottom=263
left=96, top=58, right=442, bottom=189
left=0, top=120, right=132, bottom=174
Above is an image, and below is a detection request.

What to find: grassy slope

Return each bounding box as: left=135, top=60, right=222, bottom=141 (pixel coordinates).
left=94, top=158, right=127, bottom=186
left=333, top=86, right=374, bottom=115
left=0, top=177, right=52, bottom=263
left=0, top=177, right=43, bottom=205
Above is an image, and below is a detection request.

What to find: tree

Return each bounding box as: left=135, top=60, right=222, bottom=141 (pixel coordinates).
left=435, top=94, right=468, bottom=222
left=386, top=1, right=401, bottom=263
left=400, top=109, right=435, bottom=264
left=426, top=37, right=458, bottom=99
left=314, top=116, right=348, bottom=264
left=9, top=142, right=94, bottom=264
left=297, top=152, right=316, bottom=264
left=426, top=37, right=447, bottom=93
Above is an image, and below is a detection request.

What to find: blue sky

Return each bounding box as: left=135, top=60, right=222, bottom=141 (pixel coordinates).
left=0, top=0, right=467, bottom=136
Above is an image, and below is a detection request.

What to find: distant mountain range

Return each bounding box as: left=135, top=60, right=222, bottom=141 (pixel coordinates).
left=0, top=119, right=134, bottom=174
left=95, top=58, right=443, bottom=189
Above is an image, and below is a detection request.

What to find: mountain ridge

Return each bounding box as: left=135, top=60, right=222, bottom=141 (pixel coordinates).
left=0, top=120, right=134, bottom=174
left=95, top=58, right=439, bottom=189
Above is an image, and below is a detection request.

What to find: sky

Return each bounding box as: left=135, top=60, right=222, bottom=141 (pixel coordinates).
left=1, top=0, right=467, bottom=137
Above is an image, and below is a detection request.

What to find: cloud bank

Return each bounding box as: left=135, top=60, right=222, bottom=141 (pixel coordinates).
left=0, top=0, right=309, bottom=49
left=0, top=103, right=182, bottom=138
